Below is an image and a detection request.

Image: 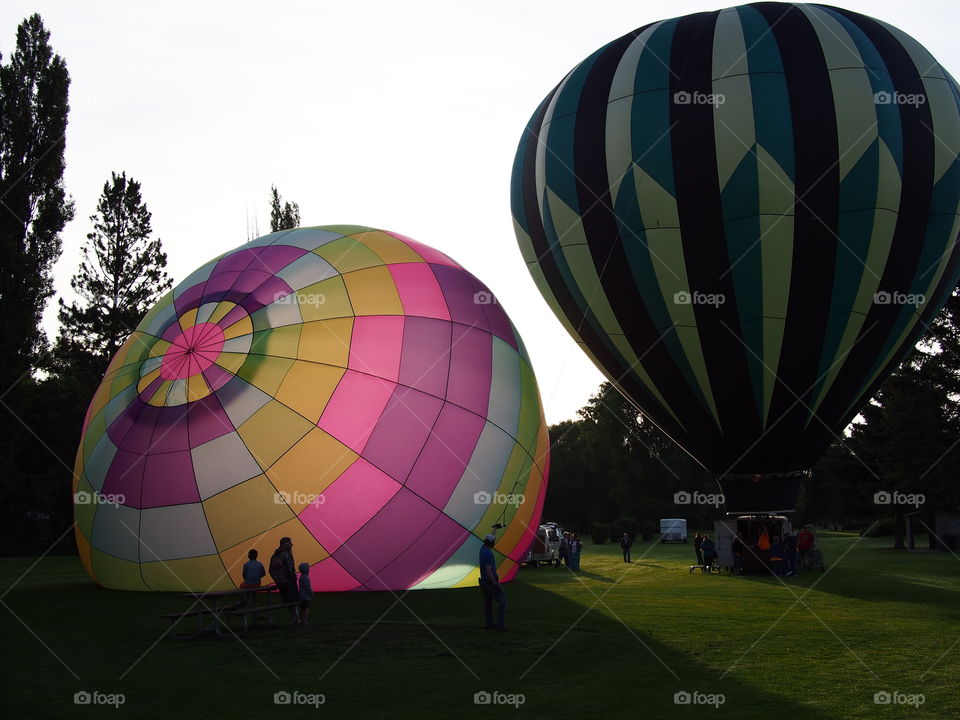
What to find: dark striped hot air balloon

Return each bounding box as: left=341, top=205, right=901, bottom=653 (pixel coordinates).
left=511, top=3, right=960, bottom=512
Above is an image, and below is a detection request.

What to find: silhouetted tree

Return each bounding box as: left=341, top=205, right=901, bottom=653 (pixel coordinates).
left=0, top=14, right=72, bottom=553
left=0, top=13, right=72, bottom=385
left=269, top=185, right=299, bottom=231
left=55, top=171, right=171, bottom=378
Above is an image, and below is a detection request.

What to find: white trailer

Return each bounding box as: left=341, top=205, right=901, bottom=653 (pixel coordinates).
left=659, top=518, right=688, bottom=543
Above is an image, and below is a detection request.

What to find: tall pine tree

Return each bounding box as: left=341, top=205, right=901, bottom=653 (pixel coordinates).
left=0, top=14, right=72, bottom=553
left=0, top=14, right=72, bottom=389
left=56, top=171, right=171, bottom=376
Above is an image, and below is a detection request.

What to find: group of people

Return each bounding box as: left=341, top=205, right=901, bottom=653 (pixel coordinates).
left=692, top=533, right=718, bottom=571
left=559, top=531, right=583, bottom=569
left=697, top=525, right=816, bottom=576
left=239, top=538, right=313, bottom=624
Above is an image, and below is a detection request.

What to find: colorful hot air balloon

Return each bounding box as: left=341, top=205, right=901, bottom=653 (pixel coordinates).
left=511, top=3, right=960, bottom=511
left=73, top=226, right=549, bottom=591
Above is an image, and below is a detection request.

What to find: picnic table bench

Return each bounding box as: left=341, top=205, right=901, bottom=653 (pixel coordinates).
left=161, top=584, right=299, bottom=639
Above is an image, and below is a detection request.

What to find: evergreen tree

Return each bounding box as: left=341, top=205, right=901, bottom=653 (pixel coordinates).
left=0, top=14, right=72, bottom=387
left=56, top=171, right=171, bottom=375
left=269, top=185, right=300, bottom=232
left=0, top=14, right=72, bottom=552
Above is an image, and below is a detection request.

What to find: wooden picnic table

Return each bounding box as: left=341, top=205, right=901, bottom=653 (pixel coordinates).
left=162, top=584, right=299, bottom=639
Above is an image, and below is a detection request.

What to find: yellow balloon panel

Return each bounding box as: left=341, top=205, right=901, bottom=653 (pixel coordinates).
left=141, top=554, right=236, bottom=592
left=203, top=474, right=295, bottom=551
left=237, top=399, right=315, bottom=469
left=274, top=362, right=344, bottom=424
left=265, top=428, right=358, bottom=512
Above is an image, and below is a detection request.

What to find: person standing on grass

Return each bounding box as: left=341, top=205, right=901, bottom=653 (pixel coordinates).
left=478, top=534, right=507, bottom=630
left=239, top=548, right=265, bottom=588
left=694, top=532, right=704, bottom=566
left=769, top=536, right=785, bottom=576
left=269, top=537, right=300, bottom=624
left=701, top=534, right=717, bottom=572
left=569, top=533, right=583, bottom=570
left=784, top=533, right=799, bottom=577
left=797, top=526, right=814, bottom=565
left=559, top=532, right=570, bottom=568
left=620, top=531, right=633, bottom=563
left=298, top=562, right=313, bottom=624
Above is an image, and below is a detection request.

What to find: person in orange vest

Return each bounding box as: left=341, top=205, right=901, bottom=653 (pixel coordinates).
left=758, top=528, right=771, bottom=551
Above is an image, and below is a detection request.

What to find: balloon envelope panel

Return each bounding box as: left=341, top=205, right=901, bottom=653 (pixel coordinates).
left=73, top=226, right=549, bottom=591
left=512, top=3, right=960, bottom=477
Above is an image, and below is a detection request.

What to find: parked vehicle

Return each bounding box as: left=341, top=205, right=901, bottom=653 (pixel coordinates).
left=715, top=514, right=793, bottom=572
left=520, top=524, right=562, bottom=567
left=659, top=518, right=688, bottom=543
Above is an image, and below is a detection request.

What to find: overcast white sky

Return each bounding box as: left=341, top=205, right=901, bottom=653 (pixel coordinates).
left=2, top=0, right=958, bottom=424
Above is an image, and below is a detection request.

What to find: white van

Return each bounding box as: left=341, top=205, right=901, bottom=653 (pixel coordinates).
left=520, top=524, right=562, bottom=567
left=660, top=518, right=688, bottom=543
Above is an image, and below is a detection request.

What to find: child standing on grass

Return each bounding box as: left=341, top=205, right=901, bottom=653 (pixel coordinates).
left=298, top=562, right=313, bottom=624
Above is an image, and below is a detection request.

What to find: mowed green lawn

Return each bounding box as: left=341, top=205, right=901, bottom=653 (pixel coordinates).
left=1, top=532, right=956, bottom=719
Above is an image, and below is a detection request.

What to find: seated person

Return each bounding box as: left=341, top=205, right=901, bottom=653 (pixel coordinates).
left=239, top=549, right=266, bottom=588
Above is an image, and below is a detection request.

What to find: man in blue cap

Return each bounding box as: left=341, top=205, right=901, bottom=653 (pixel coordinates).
left=478, top=534, right=507, bottom=630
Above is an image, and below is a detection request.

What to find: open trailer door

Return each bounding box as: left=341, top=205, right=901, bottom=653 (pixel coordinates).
left=715, top=520, right=737, bottom=569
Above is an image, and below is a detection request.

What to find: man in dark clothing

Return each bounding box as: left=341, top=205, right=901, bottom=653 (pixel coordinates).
left=693, top=532, right=704, bottom=566
left=619, top=532, right=633, bottom=562
left=797, top=526, right=814, bottom=564
left=478, top=534, right=507, bottom=629
left=785, top=533, right=799, bottom=576
left=269, top=537, right=300, bottom=623
left=701, top=534, right=717, bottom=572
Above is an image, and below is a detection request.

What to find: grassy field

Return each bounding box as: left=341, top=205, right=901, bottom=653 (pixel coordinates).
left=1, top=532, right=956, bottom=719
